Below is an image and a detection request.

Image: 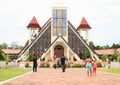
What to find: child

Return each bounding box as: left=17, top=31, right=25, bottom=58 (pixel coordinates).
left=53, top=59, right=57, bottom=69
left=92, top=60, right=97, bottom=76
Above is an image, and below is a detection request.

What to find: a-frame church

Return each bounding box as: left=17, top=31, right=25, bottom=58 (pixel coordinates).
left=18, top=6, right=99, bottom=62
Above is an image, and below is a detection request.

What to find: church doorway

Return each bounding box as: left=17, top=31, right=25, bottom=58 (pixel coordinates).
left=54, top=45, right=64, bottom=58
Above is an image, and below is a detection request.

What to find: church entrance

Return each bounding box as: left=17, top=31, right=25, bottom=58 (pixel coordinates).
left=54, top=45, right=64, bottom=58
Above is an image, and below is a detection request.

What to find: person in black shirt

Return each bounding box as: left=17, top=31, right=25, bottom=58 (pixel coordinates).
left=33, top=52, right=38, bottom=72
left=61, top=55, right=66, bottom=72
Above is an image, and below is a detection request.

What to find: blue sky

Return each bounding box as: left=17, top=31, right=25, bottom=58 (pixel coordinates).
left=0, top=0, right=120, bottom=46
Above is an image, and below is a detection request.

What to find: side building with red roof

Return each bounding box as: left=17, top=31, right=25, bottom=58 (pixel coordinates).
left=95, top=48, right=120, bottom=56
left=2, top=49, right=21, bottom=60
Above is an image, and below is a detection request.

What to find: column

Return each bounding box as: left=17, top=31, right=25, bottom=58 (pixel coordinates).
left=86, top=29, right=89, bottom=44
left=50, top=47, right=53, bottom=61
left=67, top=47, right=69, bottom=61
left=29, top=29, right=32, bottom=44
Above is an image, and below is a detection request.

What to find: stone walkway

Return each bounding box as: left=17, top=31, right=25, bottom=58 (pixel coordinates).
left=2, top=68, right=120, bottom=85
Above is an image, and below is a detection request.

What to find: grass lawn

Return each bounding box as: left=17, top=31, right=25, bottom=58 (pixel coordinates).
left=98, top=68, right=120, bottom=74
left=0, top=68, right=31, bottom=82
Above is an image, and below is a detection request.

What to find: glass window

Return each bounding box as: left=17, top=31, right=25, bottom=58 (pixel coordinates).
left=52, top=9, right=67, bottom=36
left=62, top=27, right=66, bottom=35
left=57, top=10, right=62, bottom=18
left=62, top=19, right=66, bottom=28
left=53, top=19, right=57, bottom=28
left=57, top=19, right=62, bottom=28
left=63, top=10, right=66, bottom=19
left=52, top=9, right=56, bottom=18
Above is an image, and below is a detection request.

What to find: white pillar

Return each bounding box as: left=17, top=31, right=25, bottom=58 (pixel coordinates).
left=67, top=47, right=69, bottom=61
left=86, top=29, right=89, bottom=44
left=29, top=29, right=32, bottom=44
left=50, top=47, right=53, bottom=61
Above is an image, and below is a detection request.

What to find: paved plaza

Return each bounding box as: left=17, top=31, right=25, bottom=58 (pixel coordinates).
left=1, top=68, right=120, bottom=85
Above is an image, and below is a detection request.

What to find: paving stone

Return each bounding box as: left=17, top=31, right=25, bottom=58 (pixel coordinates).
left=2, top=68, right=120, bottom=85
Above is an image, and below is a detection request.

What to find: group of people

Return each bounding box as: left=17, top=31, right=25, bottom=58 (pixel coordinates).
left=53, top=55, right=67, bottom=72
left=32, top=52, right=67, bottom=73
left=32, top=51, right=97, bottom=75
left=85, top=56, right=97, bottom=76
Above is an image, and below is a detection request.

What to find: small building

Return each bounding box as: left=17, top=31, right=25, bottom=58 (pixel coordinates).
left=2, top=49, right=21, bottom=59
left=95, top=48, right=120, bottom=56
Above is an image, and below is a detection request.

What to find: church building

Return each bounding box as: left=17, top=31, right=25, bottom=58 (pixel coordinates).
left=18, top=6, right=99, bottom=61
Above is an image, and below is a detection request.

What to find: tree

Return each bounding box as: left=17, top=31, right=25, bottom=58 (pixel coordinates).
left=2, top=43, right=8, bottom=49
left=103, top=45, right=110, bottom=49
left=95, top=45, right=103, bottom=50
left=0, top=45, right=2, bottom=50
left=117, top=55, right=120, bottom=63
left=111, top=43, right=120, bottom=49
left=84, top=50, right=91, bottom=60
left=100, top=54, right=108, bottom=62
left=0, top=50, right=7, bottom=61
left=10, top=42, right=23, bottom=49
left=10, top=42, right=19, bottom=49
left=110, top=49, right=118, bottom=61
left=28, top=52, right=34, bottom=61
left=89, top=41, right=95, bottom=50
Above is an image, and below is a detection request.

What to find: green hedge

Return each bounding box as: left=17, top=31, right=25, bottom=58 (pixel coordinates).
left=25, top=62, right=30, bottom=68
left=71, top=64, right=83, bottom=68
left=39, top=62, right=50, bottom=68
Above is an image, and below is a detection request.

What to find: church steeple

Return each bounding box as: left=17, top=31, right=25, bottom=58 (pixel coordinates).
left=77, top=17, right=91, bottom=44
left=27, top=16, right=41, bottom=44
left=27, top=16, right=41, bottom=30
left=77, top=17, right=91, bottom=30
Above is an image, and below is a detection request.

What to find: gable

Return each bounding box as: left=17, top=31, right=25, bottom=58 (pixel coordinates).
left=40, top=36, right=80, bottom=61
left=18, top=18, right=51, bottom=58
left=68, top=21, right=99, bottom=60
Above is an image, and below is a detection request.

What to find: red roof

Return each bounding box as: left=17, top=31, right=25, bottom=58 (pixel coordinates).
left=27, top=16, right=41, bottom=30
left=2, top=49, right=21, bottom=55
left=77, top=17, right=91, bottom=30
left=95, top=48, right=120, bottom=55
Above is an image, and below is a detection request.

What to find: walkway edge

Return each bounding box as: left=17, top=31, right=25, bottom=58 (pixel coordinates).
left=0, top=71, right=32, bottom=85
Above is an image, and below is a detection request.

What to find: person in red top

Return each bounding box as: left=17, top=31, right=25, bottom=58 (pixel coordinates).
left=92, top=60, right=97, bottom=76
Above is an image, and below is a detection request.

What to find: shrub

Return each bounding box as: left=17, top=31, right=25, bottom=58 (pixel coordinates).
left=72, top=64, right=83, bottom=68
left=100, top=54, right=108, bottom=62
left=117, top=55, right=120, bottom=63
left=28, top=52, right=34, bottom=61
left=25, top=62, right=30, bottom=68
left=39, top=62, right=50, bottom=68
left=110, top=54, right=118, bottom=61
left=66, top=64, right=71, bottom=68
left=0, top=50, right=7, bottom=61
left=66, top=62, right=73, bottom=68
left=97, top=62, right=102, bottom=67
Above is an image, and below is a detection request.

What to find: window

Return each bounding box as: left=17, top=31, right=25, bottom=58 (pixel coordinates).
left=52, top=9, right=67, bottom=36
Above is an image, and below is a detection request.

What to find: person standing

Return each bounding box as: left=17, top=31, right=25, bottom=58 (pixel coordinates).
left=85, top=56, right=92, bottom=76
left=53, top=58, right=57, bottom=69
left=61, top=55, right=66, bottom=72
left=33, top=52, right=38, bottom=72
left=92, top=60, right=97, bottom=76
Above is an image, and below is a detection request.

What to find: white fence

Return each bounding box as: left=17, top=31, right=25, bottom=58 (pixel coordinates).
left=110, top=62, right=120, bottom=68
left=0, top=61, right=19, bottom=68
